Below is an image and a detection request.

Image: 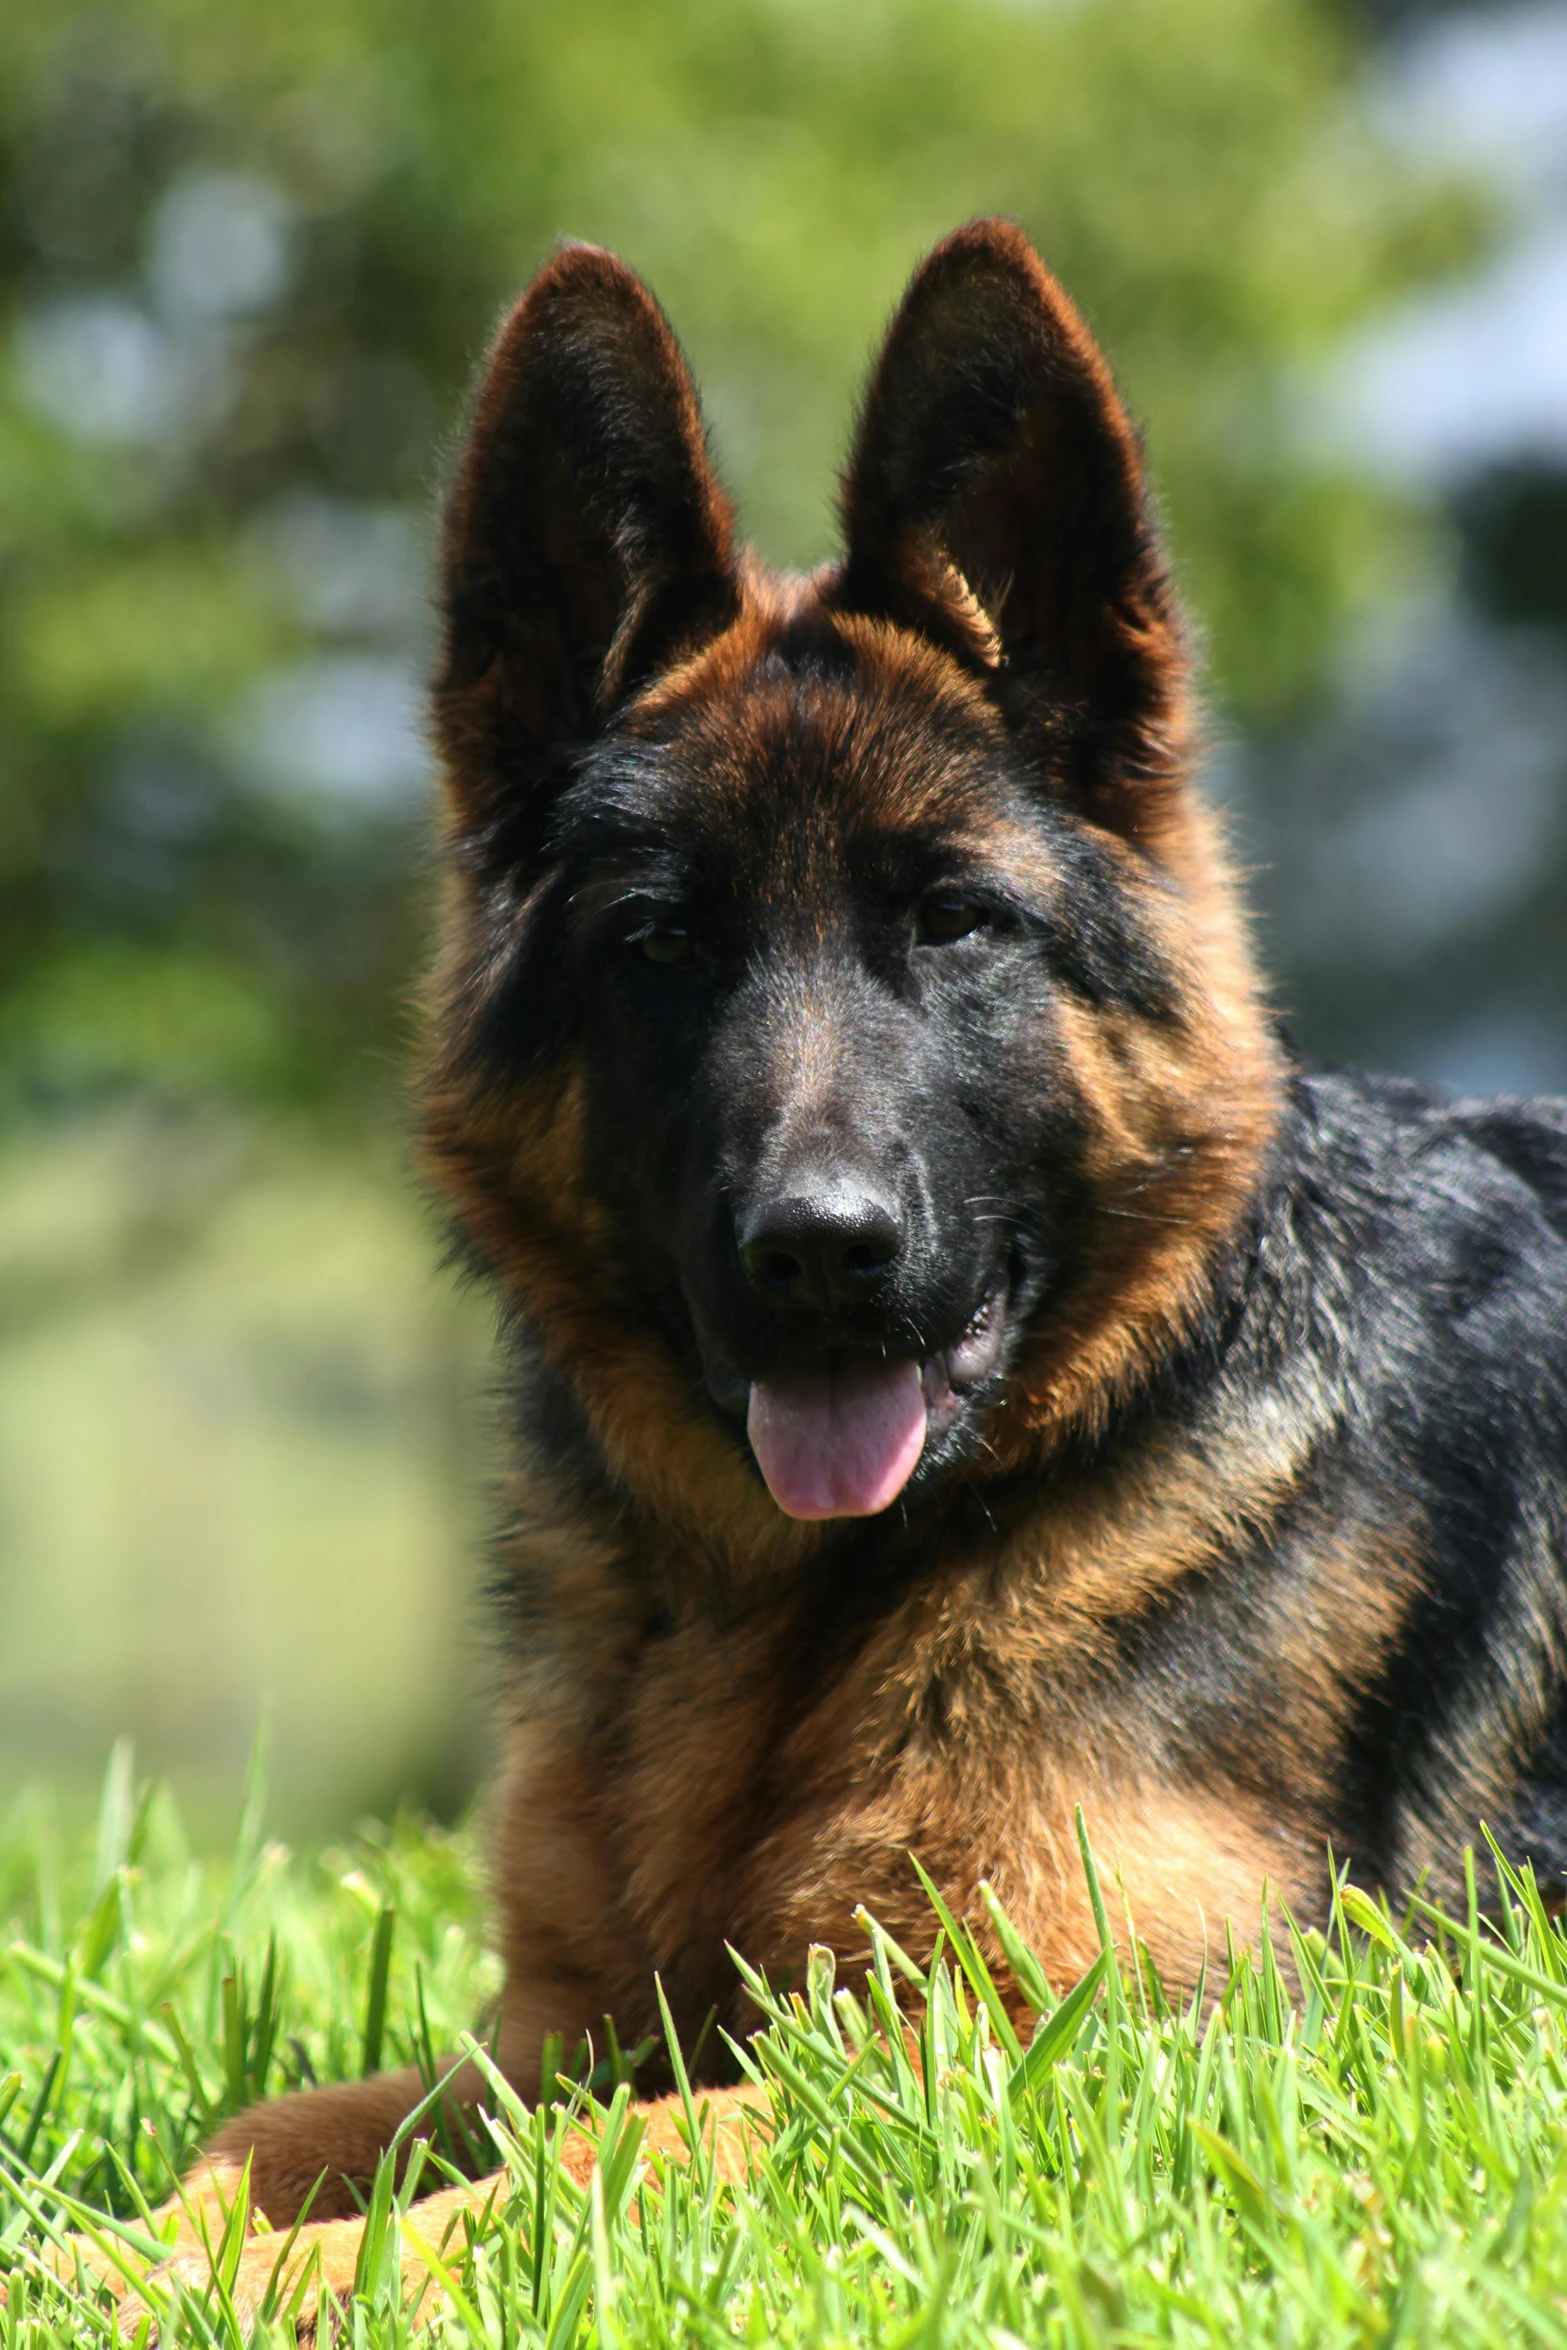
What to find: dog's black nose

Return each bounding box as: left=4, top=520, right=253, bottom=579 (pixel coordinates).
left=738, top=1181, right=904, bottom=1312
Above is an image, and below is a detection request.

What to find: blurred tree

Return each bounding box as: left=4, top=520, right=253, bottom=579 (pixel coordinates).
left=0, top=0, right=1478, bottom=1129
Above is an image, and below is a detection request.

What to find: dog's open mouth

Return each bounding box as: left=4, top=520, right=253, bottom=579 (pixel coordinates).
left=745, top=1286, right=1008, bottom=1521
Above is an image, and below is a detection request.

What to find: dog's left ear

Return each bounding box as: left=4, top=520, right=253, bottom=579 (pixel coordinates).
left=836, top=219, right=1188, bottom=836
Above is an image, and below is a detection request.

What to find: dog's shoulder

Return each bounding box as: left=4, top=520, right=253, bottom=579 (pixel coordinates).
left=1439, top=1091, right=1567, bottom=1241
left=1272, top=1058, right=1567, bottom=1310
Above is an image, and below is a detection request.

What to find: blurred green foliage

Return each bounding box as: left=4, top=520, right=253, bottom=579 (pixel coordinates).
left=0, top=1116, right=489, bottom=1831
left=0, top=0, right=1480, bottom=1126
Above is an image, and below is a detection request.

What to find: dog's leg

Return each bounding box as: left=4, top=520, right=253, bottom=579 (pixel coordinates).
left=12, top=1974, right=591, bottom=2313
left=200, top=2065, right=454, bottom=2223
left=7, top=2067, right=459, bottom=2319
left=45, top=2082, right=769, bottom=2341
left=171, top=1962, right=613, bottom=2231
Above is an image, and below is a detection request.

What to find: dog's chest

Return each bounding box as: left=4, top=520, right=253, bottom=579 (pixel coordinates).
left=584, top=1591, right=995, bottom=2027
left=604, top=1609, right=847, bottom=1928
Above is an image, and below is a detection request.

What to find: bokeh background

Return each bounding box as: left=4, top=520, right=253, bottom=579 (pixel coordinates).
left=1, top=0, right=1563, bottom=1836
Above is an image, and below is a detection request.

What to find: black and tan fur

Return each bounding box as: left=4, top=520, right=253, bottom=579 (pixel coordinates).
left=57, top=221, right=1567, bottom=2327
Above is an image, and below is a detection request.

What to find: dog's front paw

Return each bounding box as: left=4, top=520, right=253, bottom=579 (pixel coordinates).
left=119, top=2212, right=381, bottom=2345
left=0, top=2157, right=248, bottom=2328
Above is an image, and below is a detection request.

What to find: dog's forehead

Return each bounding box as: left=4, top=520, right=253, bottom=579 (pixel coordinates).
left=622, top=602, right=1018, bottom=853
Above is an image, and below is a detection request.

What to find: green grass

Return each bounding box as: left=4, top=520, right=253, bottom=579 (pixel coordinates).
left=4, top=1752, right=1567, bottom=2346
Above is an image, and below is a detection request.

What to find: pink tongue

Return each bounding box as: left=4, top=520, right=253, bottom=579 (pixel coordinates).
left=747, top=1357, right=927, bottom=1520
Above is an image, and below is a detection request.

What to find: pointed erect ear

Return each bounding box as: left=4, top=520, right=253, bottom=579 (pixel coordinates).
left=434, top=244, right=738, bottom=863
left=835, top=220, right=1188, bottom=836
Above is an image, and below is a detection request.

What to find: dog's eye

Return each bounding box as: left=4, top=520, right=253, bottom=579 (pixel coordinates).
left=919, top=893, right=985, bottom=943
left=633, top=921, right=696, bottom=969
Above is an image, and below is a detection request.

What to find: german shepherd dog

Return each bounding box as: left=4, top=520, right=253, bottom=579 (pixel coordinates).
left=47, top=219, right=1567, bottom=2322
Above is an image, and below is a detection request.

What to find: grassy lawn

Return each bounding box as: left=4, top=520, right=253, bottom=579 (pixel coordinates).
left=3, top=1751, right=1567, bottom=2345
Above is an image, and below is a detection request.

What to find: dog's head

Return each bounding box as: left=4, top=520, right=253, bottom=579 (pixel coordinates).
left=426, top=222, right=1280, bottom=1533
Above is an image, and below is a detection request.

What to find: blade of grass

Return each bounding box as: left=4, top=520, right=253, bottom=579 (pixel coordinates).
left=362, top=1902, right=396, bottom=2077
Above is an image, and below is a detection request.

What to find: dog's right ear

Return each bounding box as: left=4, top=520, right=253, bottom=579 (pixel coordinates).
left=433, top=245, right=738, bottom=867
